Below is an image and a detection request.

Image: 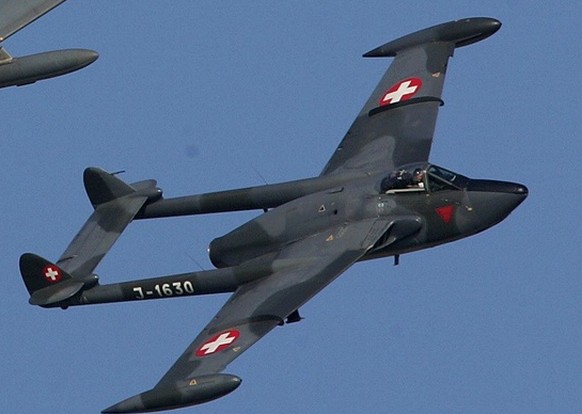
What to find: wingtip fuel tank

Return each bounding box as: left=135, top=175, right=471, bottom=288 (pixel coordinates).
left=0, top=48, right=98, bottom=88
left=363, top=17, right=501, bottom=57
left=102, top=374, right=242, bottom=413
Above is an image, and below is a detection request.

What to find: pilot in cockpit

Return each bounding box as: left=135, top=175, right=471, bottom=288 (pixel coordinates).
left=381, top=167, right=425, bottom=193
left=412, top=168, right=425, bottom=188
left=380, top=169, right=411, bottom=192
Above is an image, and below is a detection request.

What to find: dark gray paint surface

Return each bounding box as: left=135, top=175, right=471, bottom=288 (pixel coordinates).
left=0, top=0, right=97, bottom=87
left=19, top=17, right=527, bottom=413
left=0, top=0, right=65, bottom=41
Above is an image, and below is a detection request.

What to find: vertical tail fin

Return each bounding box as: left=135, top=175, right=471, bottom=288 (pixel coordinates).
left=84, top=167, right=136, bottom=207
left=19, top=253, right=86, bottom=306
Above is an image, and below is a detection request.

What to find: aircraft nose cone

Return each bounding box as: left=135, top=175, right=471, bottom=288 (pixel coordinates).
left=460, top=179, right=528, bottom=236
left=513, top=183, right=528, bottom=196
left=466, top=179, right=528, bottom=196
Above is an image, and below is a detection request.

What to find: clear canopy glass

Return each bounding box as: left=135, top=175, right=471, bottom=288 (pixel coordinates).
left=380, top=163, right=468, bottom=193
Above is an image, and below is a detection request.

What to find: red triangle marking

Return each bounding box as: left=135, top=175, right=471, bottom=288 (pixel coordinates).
left=436, top=205, right=455, bottom=224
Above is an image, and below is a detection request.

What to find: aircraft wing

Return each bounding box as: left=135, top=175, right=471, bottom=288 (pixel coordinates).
left=0, top=0, right=98, bottom=89
left=0, top=0, right=66, bottom=42
left=321, top=18, right=500, bottom=176
left=104, top=217, right=394, bottom=412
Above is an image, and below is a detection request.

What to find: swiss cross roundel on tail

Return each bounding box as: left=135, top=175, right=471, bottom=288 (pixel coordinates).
left=380, top=77, right=422, bottom=106
left=195, top=330, right=240, bottom=357
left=42, top=264, right=62, bottom=283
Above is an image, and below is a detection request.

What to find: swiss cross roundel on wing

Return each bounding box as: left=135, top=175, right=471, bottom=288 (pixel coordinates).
left=42, top=265, right=62, bottom=283
left=379, top=77, right=423, bottom=106
left=195, top=330, right=240, bottom=357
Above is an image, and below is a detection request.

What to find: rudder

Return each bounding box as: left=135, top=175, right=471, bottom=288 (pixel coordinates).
left=83, top=167, right=136, bottom=207
left=19, top=253, right=86, bottom=306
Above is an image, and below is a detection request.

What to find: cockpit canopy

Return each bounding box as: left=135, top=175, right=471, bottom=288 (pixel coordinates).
left=380, top=162, right=469, bottom=194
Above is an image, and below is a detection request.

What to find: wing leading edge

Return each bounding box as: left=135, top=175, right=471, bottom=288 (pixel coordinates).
left=103, top=218, right=394, bottom=413
left=320, top=17, right=501, bottom=176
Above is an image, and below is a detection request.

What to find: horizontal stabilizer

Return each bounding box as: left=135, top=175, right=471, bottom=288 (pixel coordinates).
left=57, top=169, right=161, bottom=278
left=29, top=279, right=85, bottom=306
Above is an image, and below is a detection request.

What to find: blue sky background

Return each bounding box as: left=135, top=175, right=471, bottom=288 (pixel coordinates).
left=2, top=2, right=581, bottom=413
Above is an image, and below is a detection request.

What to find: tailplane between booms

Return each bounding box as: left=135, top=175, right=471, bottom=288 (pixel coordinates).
left=20, top=168, right=162, bottom=307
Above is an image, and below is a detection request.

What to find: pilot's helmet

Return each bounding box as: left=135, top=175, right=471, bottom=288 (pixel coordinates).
left=413, top=168, right=424, bottom=177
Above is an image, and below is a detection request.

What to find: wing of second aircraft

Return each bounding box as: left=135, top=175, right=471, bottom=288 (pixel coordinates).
left=0, top=0, right=66, bottom=42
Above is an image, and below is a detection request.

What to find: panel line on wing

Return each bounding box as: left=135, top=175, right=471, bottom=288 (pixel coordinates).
left=207, top=315, right=282, bottom=336
left=368, top=96, right=444, bottom=117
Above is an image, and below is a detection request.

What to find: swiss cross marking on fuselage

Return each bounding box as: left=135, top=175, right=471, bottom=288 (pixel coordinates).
left=380, top=78, right=422, bottom=105
left=195, top=330, right=240, bottom=357
left=43, top=265, right=62, bottom=283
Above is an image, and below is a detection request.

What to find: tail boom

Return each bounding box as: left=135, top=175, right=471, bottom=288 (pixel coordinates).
left=22, top=255, right=275, bottom=308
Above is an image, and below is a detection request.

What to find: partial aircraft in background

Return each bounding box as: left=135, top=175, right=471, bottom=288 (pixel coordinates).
left=20, top=17, right=527, bottom=413
left=0, top=0, right=97, bottom=88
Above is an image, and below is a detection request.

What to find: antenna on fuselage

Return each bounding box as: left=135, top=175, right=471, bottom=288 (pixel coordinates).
left=185, top=252, right=206, bottom=271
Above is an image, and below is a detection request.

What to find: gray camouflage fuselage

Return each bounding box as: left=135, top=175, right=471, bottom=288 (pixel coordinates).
left=18, top=16, right=529, bottom=414
left=39, top=163, right=526, bottom=309
left=202, top=168, right=527, bottom=268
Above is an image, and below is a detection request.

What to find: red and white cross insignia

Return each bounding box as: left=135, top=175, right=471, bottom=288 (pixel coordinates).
left=195, top=330, right=240, bottom=357
left=43, top=265, right=62, bottom=283
left=380, top=77, right=422, bottom=106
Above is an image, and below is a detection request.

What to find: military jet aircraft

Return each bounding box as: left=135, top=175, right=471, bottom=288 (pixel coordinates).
left=0, top=0, right=97, bottom=88
left=20, top=17, right=527, bottom=413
